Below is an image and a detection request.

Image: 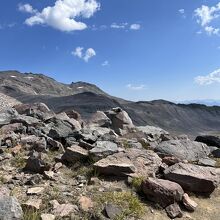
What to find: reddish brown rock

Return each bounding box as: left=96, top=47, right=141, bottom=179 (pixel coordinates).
left=182, top=193, right=198, bottom=211
left=165, top=203, right=183, bottom=218
left=142, top=178, right=184, bottom=208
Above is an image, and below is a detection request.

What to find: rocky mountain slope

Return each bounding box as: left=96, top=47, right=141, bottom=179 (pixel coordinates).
left=1, top=70, right=220, bottom=136
left=0, top=103, right=219, bottom=219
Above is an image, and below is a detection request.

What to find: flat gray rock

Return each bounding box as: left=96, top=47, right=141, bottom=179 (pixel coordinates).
left=89, top=141, right=122, bottom=160
left=164, top=162, right=220, bottom=194
left=94, top=148, right=162, bottom=177
left=155, top=140, right=210, bottom=161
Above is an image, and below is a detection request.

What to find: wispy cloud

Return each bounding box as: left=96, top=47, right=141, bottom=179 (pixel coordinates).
left=179, top=9, right=185, bottom=14
left=194, top=2, right=220, bottom=36
left=110, top=23, right=141, bottom=31
left=18, top=3, right=37, bottom=14
left=102, top=60, right=109, bottom=66
left=195, top=68, right=220, bottom=85
left=126, top=84, right=146, bottom=90
left=72, top=47, right=96, bottom=62
left=178, top=8, right=186, bottom=18
left=110, top=23, right=128, bottom=29
left=130, top=24, right=141, bottom=30
left=18, top=0, right=100, bottom=32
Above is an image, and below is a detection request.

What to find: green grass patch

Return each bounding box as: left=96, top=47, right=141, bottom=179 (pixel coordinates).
left=23, top=208, right=41, bottom=220
left=95, top=191, right=145, bottom=220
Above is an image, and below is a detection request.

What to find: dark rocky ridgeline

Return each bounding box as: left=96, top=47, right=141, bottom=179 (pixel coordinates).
left=0, top=103, right=219, bottom=219
left=2, top=70, right=220, bottom=137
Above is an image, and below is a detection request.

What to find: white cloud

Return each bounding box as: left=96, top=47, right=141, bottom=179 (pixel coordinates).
left=72, top=47, right=84, bottom=58
left=102, top=60, right=109, bottom=66
left=195, top=4, right=220, bottom=26
left=179, top=9, right=185, bottom=14
left=110, top=23, right=128, bottom=29
left=204, top=26, right=220, bottom=36
left=126, top=84, right=146, bottom=90
left=72, top=47, right=96, bottom=62
left=19, top=0, right=100, bottom=32
left=18, top=3, right=37, bottom=14
left=84, top=48, right=96, bottom=62
left=130, top=24, right=141, bottom=30
left=195, top=68, right=220, bottom=85
left=194, top=2, right=220, bottom=36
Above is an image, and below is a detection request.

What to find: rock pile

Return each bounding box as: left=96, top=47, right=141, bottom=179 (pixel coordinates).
left=0, top=104, right=219, bottom=219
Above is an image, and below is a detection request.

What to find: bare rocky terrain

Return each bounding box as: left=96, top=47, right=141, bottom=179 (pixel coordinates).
left=1, top=70, right=220, bottom=136
left=0, top=99, right=219, bottom=220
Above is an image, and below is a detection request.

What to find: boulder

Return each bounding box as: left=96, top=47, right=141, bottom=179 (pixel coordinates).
left=14, top=103, right=50, bottom=115
left=195, top=135, right=220, bottom=148
left=182, top=193, right=198, bottom=212
left=25, top=152, right=50, bottom=173
left=61, top=146, right=89, bottom=163
left=105, top=107, right=134, bottom=135
left=14, top=103, right=54, bottom=121
left=0, top=123, right=25, bottom=134
left=22, top=198, right=42, bottom=210
left=198, top=158, right=216, bottom=167
left=136, top=126, right=170, bottom=145
left=142, top=178, right=184, bottom=208
left=155, top=140, right=210, bottom=161
left=89, top=111, right=111, bottom=127
left=89, top=141, right=122, bottom=160
left=0, top=196, right=23, bottom=220
left=165, top=203, right=183, bottom=219
left=94, top=148, right=162, bottom=177
left=11, top=115, right=41, bottom=126
left=104, top=203, right=123, bottom=219
left=0, top=108, right=18, bottom=126
left=54, top=112, right=81, bottom=131
left=51, top=200, right=78, bottom=217
left=164, top=162, right=220, bottom=194
left=47, top=118, right=76, bottom=139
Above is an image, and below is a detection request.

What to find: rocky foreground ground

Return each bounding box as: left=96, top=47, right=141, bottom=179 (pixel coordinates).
left=0, top=102, right=219, bottom=220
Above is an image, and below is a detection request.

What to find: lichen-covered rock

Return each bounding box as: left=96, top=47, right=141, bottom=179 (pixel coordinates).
left=0, top=196, right=23, bottom=220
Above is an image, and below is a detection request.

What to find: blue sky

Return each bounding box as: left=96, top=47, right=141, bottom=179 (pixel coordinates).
left=1, top=0, right=220, bottom=101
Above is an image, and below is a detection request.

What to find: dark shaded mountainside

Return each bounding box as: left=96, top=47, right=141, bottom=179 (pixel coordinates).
left=1, top=70, right=220, bottom=136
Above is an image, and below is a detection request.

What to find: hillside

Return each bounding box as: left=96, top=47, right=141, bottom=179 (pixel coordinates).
left=1, top=70, right=220, bottom=136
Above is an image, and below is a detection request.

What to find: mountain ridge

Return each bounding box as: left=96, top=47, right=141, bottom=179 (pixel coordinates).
left=1, top=70, right=220, bottom=136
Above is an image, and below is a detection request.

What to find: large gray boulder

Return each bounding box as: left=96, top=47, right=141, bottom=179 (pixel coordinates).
left=164, top=162, right=220, bottom=194
left=155, top=140, right=210, bottom=161
left=61, top=146, right=89, bottom=163
left=195, top=135, right=220, bottom=148
left=142, top=178, right=184, bottom=208
left=89, top=111, right=112, bottom=127
left=0, top=196, right=23, bottom=220
left=105, top=107, right=134, bottom=135
left=136, top=125, right=170, bottom=145
left=46, top=118, right=76, bottom=139
left=94, top=148, right=162, bottom=177
left=0, top=108, right=18, bottom=126
left=89, top=141, right=122, bottom=160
